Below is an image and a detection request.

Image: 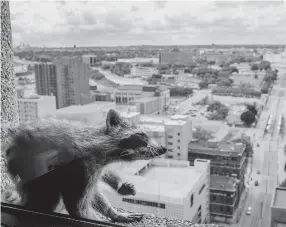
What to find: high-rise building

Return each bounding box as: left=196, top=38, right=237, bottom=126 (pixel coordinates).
left=53, top=57, right=91, bottom=109
left=34, top=63, right=58, bottom=107
left=18, top=94, right=56, bottom=124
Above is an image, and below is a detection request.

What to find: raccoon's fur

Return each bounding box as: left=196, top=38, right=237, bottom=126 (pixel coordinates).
left=2, top=109, right=167, bottom=222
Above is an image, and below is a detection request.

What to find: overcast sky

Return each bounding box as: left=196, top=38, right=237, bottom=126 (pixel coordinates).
left=10, top=0, right=286, bottom=47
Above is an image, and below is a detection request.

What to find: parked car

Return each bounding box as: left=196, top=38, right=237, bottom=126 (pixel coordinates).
left=256, top=170, right=261, bottom=174
left=255, top=180, right=259, bottom=186
left=246, top=207, right=252, bottom=215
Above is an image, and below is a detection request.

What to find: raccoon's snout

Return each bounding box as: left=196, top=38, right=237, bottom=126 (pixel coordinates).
left=158, top=146, right=167, bottom=155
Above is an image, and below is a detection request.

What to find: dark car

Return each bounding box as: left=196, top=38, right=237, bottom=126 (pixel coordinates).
left=255, top=180, right=259, bottom=186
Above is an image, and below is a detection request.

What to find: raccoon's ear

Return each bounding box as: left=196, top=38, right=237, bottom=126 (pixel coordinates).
left=106, top=109, right=124, bottom=129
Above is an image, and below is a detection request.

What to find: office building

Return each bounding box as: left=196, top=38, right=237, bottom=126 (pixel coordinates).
left=54, top=57, right=91, bottom=109
left=82, top=54, right=97, bottom=66
left=271, top=187, right=286, bottom=226
left=188, top=140, right=247, bottom=223
left=131, top=66, right=158, bottom=79
left=159, top=51, right=198, bottom=65
left=103, top=158, right=210, bottom=223
left=115, top=85, right=170, bottom=111
left=134, top=97, right=161, bottom=114
left=140, top=115, right=192, bottom=160
left=18, top=94, right=56, bottom=124
left=90, top=90, right=112, bottom=102
left=34, top=63, right=58, bottom=107
left=201, top=52, right=232, bottom=64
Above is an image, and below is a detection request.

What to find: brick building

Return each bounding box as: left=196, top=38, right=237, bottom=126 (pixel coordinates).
left=188, top=140, right=247, bottom=223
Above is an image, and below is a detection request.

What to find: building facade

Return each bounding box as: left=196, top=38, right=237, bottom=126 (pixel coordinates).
left=82, top=54, right=97, bottom=66
left=115, top=85, right=170, bottom=111
left=18, top=94, right=57, bottom=124
left=140, top=115, right=192, bottom=160
left=131, top=66, right=158, bottom=78
left=53, top=57, right=91, bottom=109
left=188, top=140, right=247, bottom=223
left=271, top=187, right=286, bottom=226
left=34, top=63, right=58, bottom=108
left=103, top=158, right=211, bottom=223
left=159, top=51, right=198, bottom=65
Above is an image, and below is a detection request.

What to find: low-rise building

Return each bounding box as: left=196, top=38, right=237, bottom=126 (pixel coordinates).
left=90, top=90, right=112, bottom=102
left=115, top=85, right=170, bottom=111
left=159, top=51, right=198, bottom=65
left=134, top=97, right=160, bottom=114
left=103, top=158, right=210, bottom=223
left=271, top=187, right=286, bottom=226
left=82, top=54, right=97, bottom=66
left=18, top=94, right=57, bottom=124
left=131, top=66, right=158, bottom=79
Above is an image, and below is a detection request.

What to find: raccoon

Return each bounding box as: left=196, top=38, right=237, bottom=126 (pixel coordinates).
left=2, top=109, right=167, bottom=222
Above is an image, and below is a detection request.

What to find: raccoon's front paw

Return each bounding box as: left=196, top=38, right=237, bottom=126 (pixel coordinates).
left=117, top=182, right=136, bottom=196
left=111, top=212, right=143, bottom=222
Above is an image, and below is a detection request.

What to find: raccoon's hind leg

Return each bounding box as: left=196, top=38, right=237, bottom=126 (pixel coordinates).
left=20, top=171, right=61, bottom=212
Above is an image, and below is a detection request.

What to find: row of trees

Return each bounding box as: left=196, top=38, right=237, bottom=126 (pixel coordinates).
left=212, top=87, right=261, bottom=98
left=207, top=101, right=229, bottom=120
left=260, top=69, right=278, bottom=94
left=102, top=62, right=132, bottom=76
left=169, top=87, right=193, bottom=97
left=250, top=61, right=271, bottom=71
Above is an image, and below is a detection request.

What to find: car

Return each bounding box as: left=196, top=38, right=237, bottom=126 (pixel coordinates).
left=246, top=207, right=252, bottom=215
left=257, top=143, right=260, bottom=147
left=256, top=170, right=261, bottom=174
left=255, top=180, right=259, bottom=186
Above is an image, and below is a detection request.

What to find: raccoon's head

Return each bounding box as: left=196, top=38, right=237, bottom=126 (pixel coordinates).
left=105, top=109, right=167, bottom=162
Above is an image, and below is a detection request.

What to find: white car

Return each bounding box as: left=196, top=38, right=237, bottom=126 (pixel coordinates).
left=246, top=207, right=252, bottom=215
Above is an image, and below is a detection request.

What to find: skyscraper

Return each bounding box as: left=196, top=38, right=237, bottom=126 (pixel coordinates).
left=53, top=57, right=90, bottom=109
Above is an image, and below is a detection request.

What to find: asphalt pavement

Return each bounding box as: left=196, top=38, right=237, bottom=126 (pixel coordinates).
left=228, top=68, right=286, bottom=227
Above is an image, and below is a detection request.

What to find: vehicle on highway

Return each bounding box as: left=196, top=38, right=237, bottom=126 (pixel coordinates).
left=255, top=180, right=259, bottom=186
left=246, top=207, right=252, bottom=215
left=256, top=170, right=261, bottom=174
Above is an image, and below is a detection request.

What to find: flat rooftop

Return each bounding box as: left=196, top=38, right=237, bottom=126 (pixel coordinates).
left=135, top=97, right=158, bottom=103
left=56, top=102, right=116, bottom=114
left=273, top=187, right=286, bottom=208
left=210, top=175, right=238, bottom=191
left=106, top=159, right=205, bottom=204
left=189, top=141, right=245, bottom=156
left=140, top=124, right=165, bottom=133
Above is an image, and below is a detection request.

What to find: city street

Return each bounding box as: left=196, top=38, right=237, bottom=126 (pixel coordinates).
left=229, top=67, right=286, bottom=227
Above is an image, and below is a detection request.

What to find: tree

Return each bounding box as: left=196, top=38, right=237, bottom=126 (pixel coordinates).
left=241, top=111, right=256, bottom=126
left=199, top=80, right=209, bottom=89
left=231, top=137, right=253, bottom=156
left=193, top=127, right=214, bottom=141
left=251, top=64, right=258, bottom=71
left=207, top=101, right=225, bottom=112
left=246, top=104, right=258, bottom=116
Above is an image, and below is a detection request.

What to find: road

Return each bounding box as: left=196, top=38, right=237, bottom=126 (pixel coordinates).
left=231, top=67, right=286, bottom=227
